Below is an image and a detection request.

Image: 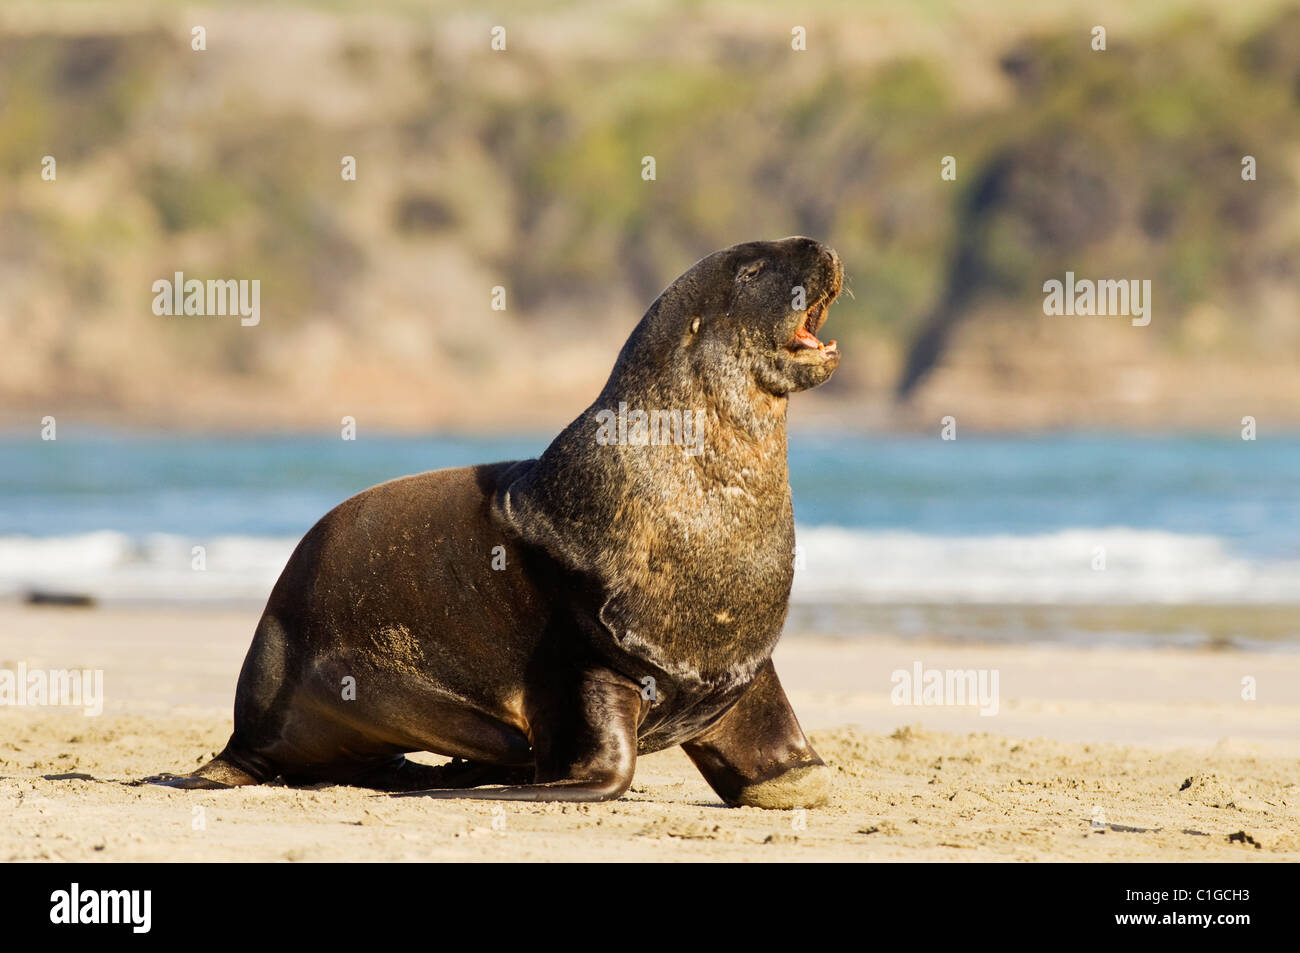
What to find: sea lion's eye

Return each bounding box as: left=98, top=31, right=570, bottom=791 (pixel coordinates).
left=738, top=262, right=765, bottom=283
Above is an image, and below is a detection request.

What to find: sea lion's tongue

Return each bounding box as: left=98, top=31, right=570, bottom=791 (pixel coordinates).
left=793, top=325, right=822, bottom=349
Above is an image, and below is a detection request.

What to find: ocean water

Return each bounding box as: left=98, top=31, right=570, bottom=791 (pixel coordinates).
left=2, top=431, right=1298, bottom=647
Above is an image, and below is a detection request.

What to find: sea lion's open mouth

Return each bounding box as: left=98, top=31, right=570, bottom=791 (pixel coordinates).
left=785, top=294, right=838, bottom=356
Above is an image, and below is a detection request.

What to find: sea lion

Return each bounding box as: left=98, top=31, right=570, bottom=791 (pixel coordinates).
left=150, top=236, right=843, bottom=807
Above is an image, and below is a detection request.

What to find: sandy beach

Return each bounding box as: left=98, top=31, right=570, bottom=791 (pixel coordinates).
left=2, top=603, right=1296, bottom=862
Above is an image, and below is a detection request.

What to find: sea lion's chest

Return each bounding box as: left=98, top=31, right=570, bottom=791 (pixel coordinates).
left=502, top=427, right=798, bottom=727
left=594, top=474, right=796, bottom=699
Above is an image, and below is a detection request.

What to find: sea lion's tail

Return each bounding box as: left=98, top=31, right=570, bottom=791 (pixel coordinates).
left=142, top=738, right=265, bottom=789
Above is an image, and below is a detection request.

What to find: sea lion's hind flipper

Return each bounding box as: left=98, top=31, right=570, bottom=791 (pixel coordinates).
left=141, top=771, right=240, bottom=790
left=142, top=738, right=266, bottom=789
left=141, top=756, right=261, bottom=789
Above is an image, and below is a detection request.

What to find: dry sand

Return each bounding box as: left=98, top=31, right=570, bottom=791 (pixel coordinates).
left=2, top=604, right=1297, bottom=862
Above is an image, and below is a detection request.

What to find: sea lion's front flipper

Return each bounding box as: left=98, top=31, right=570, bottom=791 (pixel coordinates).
left=391, top=667, right=643, bottom=803
left=682, top=661, right=833, bottom=809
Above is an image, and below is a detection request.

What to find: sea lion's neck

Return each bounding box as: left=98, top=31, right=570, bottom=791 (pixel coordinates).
left=501, top=359, right=794, bottom=565
left=597, top=362, right=788, bottom=475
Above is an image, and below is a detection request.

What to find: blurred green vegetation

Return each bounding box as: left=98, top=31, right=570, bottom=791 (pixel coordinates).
left=1, top=1, right=1298, bottom=412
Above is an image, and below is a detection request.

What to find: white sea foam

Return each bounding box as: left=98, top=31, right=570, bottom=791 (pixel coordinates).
left=0, top=532, right=296, bottom=604
left=791, top=526, right=1300, bottom=605
left=0, top=527, right=1296, bottom=607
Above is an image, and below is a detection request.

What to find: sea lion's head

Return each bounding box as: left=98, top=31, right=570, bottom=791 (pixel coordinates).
left=698, top=235, right=843, bottom=395
left=617, top=237, right=844, bottom=406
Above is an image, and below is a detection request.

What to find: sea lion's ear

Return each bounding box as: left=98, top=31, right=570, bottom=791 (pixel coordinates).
left=689, top=317, right=700, bottom=334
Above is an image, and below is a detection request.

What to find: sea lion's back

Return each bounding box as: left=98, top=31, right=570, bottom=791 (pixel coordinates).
left=263, top=461, right=549, bottom=664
